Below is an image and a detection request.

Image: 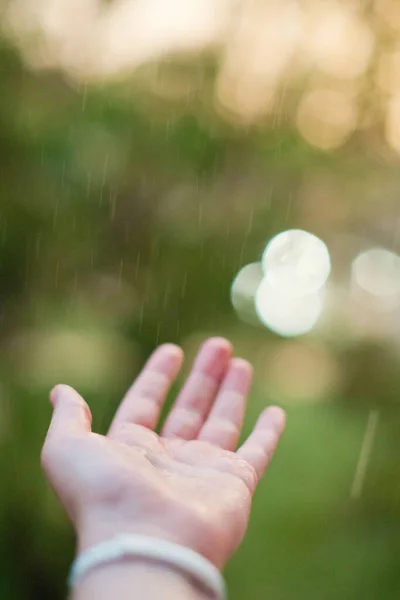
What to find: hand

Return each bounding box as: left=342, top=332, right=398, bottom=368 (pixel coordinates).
left=41, top=337, right=285, bottom=569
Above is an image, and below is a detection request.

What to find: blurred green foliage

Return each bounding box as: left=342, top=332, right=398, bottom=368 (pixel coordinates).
left=0, top=38, right=400, bottom=600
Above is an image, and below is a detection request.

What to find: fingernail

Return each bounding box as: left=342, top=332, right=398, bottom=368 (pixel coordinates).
left=268, top=406, right=287, bottom=430
left=230, top=358, right=253, bottom=374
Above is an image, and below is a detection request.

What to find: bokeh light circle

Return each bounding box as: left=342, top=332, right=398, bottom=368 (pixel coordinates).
left=265, top=341, right=340, bottom=403
left=255, top=277, right=324, bottom=337
left=296, top=89, right=357, bottom=150
left=230, top=262, right=263, bottom=325
left=352, top=247, right=400, bottom=301
left=262, top=229, right=331, bottom=296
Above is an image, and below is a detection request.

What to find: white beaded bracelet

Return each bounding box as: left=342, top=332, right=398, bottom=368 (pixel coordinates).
left=69, top=534, right=226, bottom=600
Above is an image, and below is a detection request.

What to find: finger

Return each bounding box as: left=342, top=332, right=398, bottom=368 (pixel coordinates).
left=109, top=344, right=183, bottom=433
left=237, top=406, right=286, bottom=484
left=197, top=358, right=253, bottom=450
left=162, top=337, right=232, bottom=440
left=41, top=386, right=92, bottom=520
left=46, top=385, right=92, bottom=441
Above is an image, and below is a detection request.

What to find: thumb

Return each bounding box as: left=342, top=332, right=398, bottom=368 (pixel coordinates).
left=41, top=385, right=92, bottom=521
left=47, top=384, right=92, bottom=441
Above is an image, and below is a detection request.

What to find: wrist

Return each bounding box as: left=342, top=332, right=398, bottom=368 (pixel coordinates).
left=77, top=512, right=187, bottom=553
left=75, top=505, right=229, bottom=569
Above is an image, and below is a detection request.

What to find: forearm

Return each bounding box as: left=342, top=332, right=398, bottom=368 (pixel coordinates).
left=72, top=560, right=212, bottom=600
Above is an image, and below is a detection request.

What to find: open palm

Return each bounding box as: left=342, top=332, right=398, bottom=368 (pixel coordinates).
left=42, top=338, right=285, bottom=569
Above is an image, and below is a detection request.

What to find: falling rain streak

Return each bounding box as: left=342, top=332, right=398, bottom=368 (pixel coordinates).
left=351, top=410, right=380, bottom=499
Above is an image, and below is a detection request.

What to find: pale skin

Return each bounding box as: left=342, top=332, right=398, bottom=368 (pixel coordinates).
left=41, top=337, right=286, bottom=600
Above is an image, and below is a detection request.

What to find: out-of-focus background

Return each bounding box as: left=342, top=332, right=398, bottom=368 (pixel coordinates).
left=1, top=0, right=400, bottom=598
